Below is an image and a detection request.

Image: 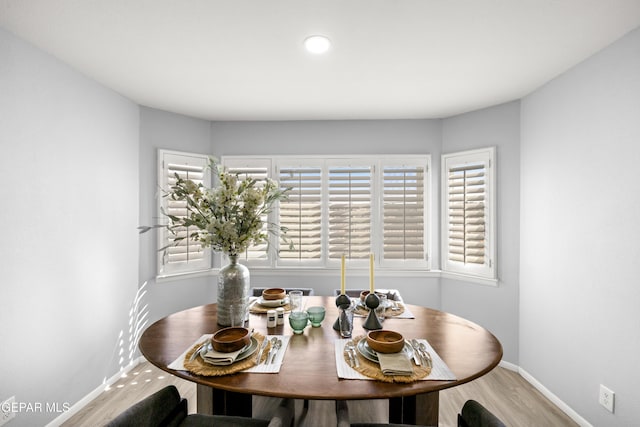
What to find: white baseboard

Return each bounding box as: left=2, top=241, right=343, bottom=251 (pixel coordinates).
left=498, top=360, right=519, bottom=372
left=45, top=356, right=145, bottom=427
left=518, top=366, right=592, bottom=427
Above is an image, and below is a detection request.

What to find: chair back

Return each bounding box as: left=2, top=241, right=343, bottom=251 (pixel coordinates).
left=458, top=400, right=506, bottom=427
left=105, top=385, right=186, bottom=427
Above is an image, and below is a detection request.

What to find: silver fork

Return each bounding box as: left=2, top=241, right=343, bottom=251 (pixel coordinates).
left=418, top=342, right=432, bottom=368
left=345, top=340, right=359, bottom=367
left=269, top=339, right=282, bottom=364
left=344, top=348, right=355, bottom=367
left=189, top=341, right=208, bottom=362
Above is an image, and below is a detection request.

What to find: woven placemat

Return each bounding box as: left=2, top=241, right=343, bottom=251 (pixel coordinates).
left=344, top=335, right=431, bottom=383
left=183, top=332, right=270, bottom=376
left=353, top=303, right=405, bottom=318
left=250, top=303, right=291, bottom=314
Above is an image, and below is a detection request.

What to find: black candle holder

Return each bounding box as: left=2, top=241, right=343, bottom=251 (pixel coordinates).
left=362, top=292, right=383, bottom=330
left=333, top=293, right=352, bottom=330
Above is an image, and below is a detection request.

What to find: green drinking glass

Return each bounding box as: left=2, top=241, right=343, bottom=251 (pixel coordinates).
left=306, top=306, right=326, bottom=327
left=289, top=311, right=309, bottom=334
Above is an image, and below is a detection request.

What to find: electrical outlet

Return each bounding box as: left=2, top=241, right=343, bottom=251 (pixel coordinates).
left=0, top=396, right=16, bottom=426
left=599, top=384, right=615, bottom=413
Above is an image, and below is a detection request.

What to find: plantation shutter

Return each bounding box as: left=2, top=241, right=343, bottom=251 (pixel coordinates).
left=224, top=163, right=270, bottom=262
left=278, top=166, right=323, bottom=261
left=158, top=150, right=211, bottom=276
left=382, top=165, right=426, bottom=260
left=448, top=164, right=486, bottom=264
left=328, top=166, right=371, bottom=259
left=442, top=148, right=496, bottom=279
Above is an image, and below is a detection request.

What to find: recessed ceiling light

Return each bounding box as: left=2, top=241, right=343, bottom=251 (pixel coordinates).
left=304, top=35, right=331, bottom=54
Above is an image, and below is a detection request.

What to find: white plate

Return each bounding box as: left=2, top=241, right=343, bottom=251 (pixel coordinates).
left=201, top=336, right=259, bottom=366
left=256, top=296, right=289, bottom=307
left=356, top=339, right=413, bottom=364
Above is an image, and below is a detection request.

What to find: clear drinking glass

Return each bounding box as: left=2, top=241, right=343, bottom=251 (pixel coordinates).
left=289, top=290, right=303, bottom=312
left=339, top=306, right=354, bottom=338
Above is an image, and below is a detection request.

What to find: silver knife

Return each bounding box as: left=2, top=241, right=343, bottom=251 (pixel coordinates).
left=255, top=337, right=270, bottom=364
left=408, top=340, right=421, bottom=366
left=265, top=337, right=278, bottom=364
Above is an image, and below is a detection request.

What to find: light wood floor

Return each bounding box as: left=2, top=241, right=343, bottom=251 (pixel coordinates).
left=62, top=362, right=578, bottom=426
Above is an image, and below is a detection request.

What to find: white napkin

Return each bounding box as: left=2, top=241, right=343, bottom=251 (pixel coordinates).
left=201, top=345, right=247, bottom=366
left=334, top=339, right=457, bottom=381
left=377, top=352, right=413, bottom=376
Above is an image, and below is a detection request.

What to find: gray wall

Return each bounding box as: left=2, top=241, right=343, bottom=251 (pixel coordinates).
left=441, top=101, right=521, bottom=364
left=520, top=27, right=640, bottom=425
left=0, top=27, right=139, bottom=426
left=139, top=107, right=216, bottom=325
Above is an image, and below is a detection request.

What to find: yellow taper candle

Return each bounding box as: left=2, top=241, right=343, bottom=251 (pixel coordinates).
left=341, top=254, right=346, bottom=294
left=369, top=253, right=374, bottom=293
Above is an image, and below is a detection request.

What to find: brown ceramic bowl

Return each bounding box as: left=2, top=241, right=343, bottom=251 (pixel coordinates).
left=359, top=290, right=370, bottom=301
left=211, top=327, right=251, bottom=353
left=262, top=287, right=286, bottom=301
left=366, top=330, right=404, bottom=354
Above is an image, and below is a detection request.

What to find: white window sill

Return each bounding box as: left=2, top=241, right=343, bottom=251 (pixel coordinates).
left=156, top=268, right=218, bottom=284
left=156, top=268, right=497, bottom=285
left=439, top=270, right=499, bottom=287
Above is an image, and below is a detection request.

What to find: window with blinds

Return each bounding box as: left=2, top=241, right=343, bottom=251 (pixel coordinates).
left=382, top=164, right=426, bottom=262
left=224, top=160, right=272, bottom=264
left=328, top=166, right=372, bottom=259
left=442, top=148, right=496, bottom=279
left=208, top=155, right=431, bottom=270
left=278, top=166, right=323, bottom=261
left=158, top=150, right=212, bottom=276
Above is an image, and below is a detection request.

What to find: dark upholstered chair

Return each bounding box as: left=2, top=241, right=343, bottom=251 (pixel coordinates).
left=336, top=399, right=505, bottom=427
left=457, top=400, right=506, bottom=427
left=251, top=287, right=314, bottom=296
left=105, top=385, right=293, bottom=427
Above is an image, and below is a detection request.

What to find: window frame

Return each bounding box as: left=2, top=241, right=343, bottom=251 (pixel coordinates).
left=441, top=147, right=496, bottom=281
left=157, top=149, right=213, bottom=277
left=275, top=157, right=326, bottom=268
left=153, top=149, right=500, bottom=285
left=378, top=157, right=431, bottom=270
left=222, top=154, right=432, bottom=271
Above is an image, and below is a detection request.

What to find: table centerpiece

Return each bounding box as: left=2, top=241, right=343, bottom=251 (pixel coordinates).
left=156, top=159, right=290, bottom=326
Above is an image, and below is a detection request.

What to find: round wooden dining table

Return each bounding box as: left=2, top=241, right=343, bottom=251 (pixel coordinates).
left=139, top=295, right=502, bottom=426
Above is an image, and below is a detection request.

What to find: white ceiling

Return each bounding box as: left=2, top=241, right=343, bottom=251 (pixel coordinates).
left=1, top=0, right=640, bottom=121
